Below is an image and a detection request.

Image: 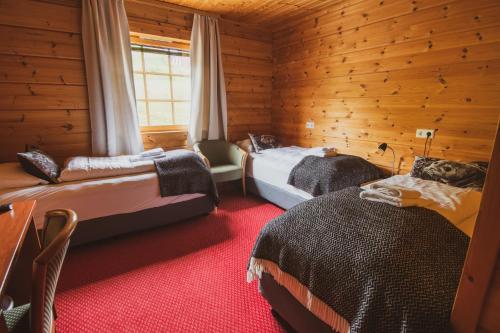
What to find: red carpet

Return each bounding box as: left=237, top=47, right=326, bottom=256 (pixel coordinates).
left=55, top=193, right=285, bottom=332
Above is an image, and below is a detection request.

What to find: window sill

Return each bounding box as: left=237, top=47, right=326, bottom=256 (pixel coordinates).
left=140, top=126, right=187, bottom=134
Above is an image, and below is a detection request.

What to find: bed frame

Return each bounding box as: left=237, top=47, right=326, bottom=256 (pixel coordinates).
left=260, top=273, right=335, bottom=333
left=246, top=177, right=308, bottom=210
left=70, top=195, right=214, bottom=246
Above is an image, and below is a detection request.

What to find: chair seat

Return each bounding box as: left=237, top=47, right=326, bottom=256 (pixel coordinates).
left=210, top=164, right=243, bottom=183
left=2, top=303, right=30, bottom=333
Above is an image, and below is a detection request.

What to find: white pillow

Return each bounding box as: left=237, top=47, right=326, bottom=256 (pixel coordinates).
left=58, top=155, right=156, bottom=182
left=0, top=162, right=49, bottom=190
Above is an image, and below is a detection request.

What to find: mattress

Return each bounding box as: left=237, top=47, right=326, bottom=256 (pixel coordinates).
left=0, top=172, right=204, bottom=229
left=246, top=147, right=315, bottom=200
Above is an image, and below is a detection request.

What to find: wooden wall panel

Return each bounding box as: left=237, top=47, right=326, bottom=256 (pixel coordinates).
left=0, top=0, right=272, bottom=162
left=271, top=0, right=500, bottom=172
left=0, top=0, right=90, bottom=163
left=479, top=256, right=500, bottom=333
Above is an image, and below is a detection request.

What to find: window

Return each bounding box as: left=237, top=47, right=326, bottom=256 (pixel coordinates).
left=132, top=45, right=191, bottom=130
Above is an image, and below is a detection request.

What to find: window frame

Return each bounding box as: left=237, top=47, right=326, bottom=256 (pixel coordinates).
left=131, top=44, right=191, bottom=133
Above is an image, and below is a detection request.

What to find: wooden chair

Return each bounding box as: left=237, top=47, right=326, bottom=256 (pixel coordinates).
left=1, top=209, right=78, bottom=333
left=193, top=140, right=249, bottom=195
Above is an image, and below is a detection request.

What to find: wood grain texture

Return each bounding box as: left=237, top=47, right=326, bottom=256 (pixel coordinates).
left=451, top=124, right=500, bottom=333
left=478, top=256, right=500, bottom=333
left=152, top=0, right=340, bottom=28
left=271, top=0, right=500, bottom=172
left=0, top=0, right=272, bottom=162
left=0, top=200, right=36, bottom=298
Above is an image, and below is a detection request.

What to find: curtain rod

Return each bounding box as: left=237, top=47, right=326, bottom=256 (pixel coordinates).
left=127, top=0, right=221, bottom=19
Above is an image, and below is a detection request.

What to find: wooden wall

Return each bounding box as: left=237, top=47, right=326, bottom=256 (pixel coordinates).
left=0, top=0, right=272, bottom=162
left=478, top=255, right=500, bottom=332
left=0, top=0, right=89, bottom=162
left=271, top=0, right=500, bottom=172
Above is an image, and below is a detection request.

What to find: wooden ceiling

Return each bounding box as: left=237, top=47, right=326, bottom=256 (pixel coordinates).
left=158, top=0, right=339, bottom=27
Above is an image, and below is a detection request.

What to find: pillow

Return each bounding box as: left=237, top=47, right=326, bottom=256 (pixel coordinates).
left=0, top=162, right=49, bottom=190
left=17, top=150, right=60, bottom=183
left=58, top=155, right=155, bottom=182
left=248, top=134, right=281, bottom=153
left=236, top=139, right=254, bottom=153
left=409, top=156, right=488, bottom=190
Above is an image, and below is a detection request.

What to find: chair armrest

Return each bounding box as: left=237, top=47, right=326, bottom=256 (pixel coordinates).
left=228, top=144, right=248, bottom=169
left=193, top=143, right=211, bottom=168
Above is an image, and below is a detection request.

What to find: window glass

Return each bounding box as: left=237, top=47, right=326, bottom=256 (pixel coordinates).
left=144, top=52, right=169, bottom=74
left=136, top=101, right=148, bottom=126
left=171, top=76, right=190, bottom=100
left=170, top=54, right=190, bottom=75
left=173, top=102, right=190, bottom=125
left=146, top=75, right=171, bottom=100
left=132, top=45, right=191, bottom=128
left=149, top=102, right=173, bottom=125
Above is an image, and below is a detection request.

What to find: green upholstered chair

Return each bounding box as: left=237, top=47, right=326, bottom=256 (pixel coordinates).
left=1, top=209, right=78, bottom=333
left=193, top=140, right=248, bottom=195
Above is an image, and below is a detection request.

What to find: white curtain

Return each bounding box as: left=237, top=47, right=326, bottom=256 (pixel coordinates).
left=82, top=0, right=143, bottom=156
left=189, top=14, right=228, bottom=144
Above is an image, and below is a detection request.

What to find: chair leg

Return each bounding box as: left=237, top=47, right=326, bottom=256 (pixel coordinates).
left=242, top=177, right=246, bottom=197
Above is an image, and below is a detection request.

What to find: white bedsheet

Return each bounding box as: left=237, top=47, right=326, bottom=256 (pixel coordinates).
left=0, top=173, right=203, bottom=229
left=363, top=175, right=482, bottom=237
left=246, top=147, right=317, bottom=200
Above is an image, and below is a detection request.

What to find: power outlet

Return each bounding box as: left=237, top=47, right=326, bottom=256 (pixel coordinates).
left=416, top=128, right=435, bottom=139
left=306, top=120, right=315, bottom=129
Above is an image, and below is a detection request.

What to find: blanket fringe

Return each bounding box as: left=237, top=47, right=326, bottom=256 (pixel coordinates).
left=248, top=257, right=350, bottom=333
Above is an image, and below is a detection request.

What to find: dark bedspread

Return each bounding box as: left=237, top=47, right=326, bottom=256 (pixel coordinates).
left=287, top=155, right=381, bottom=196
left=154, top=149, right=219, bottom=206
left=249, top=187, right=469, bottom=333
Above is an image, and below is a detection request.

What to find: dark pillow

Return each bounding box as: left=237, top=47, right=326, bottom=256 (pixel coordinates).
left=409, top=156, right=488, bottom=190
left=17, top=150, right=60, bottom=183
left=248, top=134, right=281, bottom=153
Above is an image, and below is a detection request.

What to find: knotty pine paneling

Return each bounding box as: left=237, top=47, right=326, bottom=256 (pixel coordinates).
left=479, top=256, right=500, bottom=333
left=0, top=0, right=90, bottom=163
left=272, top=0, right=500, bottom=172
left=0, top=0, right=272, bottom=162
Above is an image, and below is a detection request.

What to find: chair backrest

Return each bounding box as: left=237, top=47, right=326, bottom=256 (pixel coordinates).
left=194, top=140, right=232, bottom=166
left=31, top=209, right=78, bottom=333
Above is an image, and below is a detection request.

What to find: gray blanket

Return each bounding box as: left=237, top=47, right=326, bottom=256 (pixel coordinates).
left=287, top=155, right=381, bottom=196
left=249, top=187, right=469, bottom=333
left=154, top=149, right=219, bottom=206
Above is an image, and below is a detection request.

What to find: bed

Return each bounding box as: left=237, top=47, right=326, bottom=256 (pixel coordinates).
left=0, top=172, right=214, bottom=246
left=247, top=175, right=482, bottom=333
left=0, top=150, right=217, bottom=246
left=246, top=146, right=382, bottom=209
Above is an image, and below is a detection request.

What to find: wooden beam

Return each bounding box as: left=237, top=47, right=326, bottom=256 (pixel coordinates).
left=126, top=0, right=220, bottom=19
left=451, top=120, right=500, bottom=332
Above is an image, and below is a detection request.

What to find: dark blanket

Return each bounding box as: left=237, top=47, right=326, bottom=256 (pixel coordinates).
left=287, top=155, right=381, bottom=196
left=249, top=187, right=469, bottom=333
left=154, top=149, right=219, bottom=206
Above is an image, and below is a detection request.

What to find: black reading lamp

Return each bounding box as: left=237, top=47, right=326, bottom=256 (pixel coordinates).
left=378, top=143, right=395, bottom=176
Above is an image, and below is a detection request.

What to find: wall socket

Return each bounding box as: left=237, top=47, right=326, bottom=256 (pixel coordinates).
left=416, top=128, right=435, bottom=139
left=306, top=120, right=315, bottom=129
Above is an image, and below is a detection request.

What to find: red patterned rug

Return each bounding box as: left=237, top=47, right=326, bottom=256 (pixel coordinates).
left=55, top=193, right=285, bottom=332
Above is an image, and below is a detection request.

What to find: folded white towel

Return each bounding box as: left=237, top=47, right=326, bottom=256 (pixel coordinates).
left=359, top=190, right=425, bottom=207
left=140, top=148, right=164, bottom=158
left=130, top=153, right=166, bottom=163
left=369, top=183, right=421, bottom=199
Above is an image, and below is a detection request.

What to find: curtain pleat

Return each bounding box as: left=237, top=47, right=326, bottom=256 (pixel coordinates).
left=189, top=14, right=228, bottom=144
left=82, top=0, right=144, bottom=156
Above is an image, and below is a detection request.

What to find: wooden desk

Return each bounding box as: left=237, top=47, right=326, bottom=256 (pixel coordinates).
left=0, top=201, right=40, bottom=303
